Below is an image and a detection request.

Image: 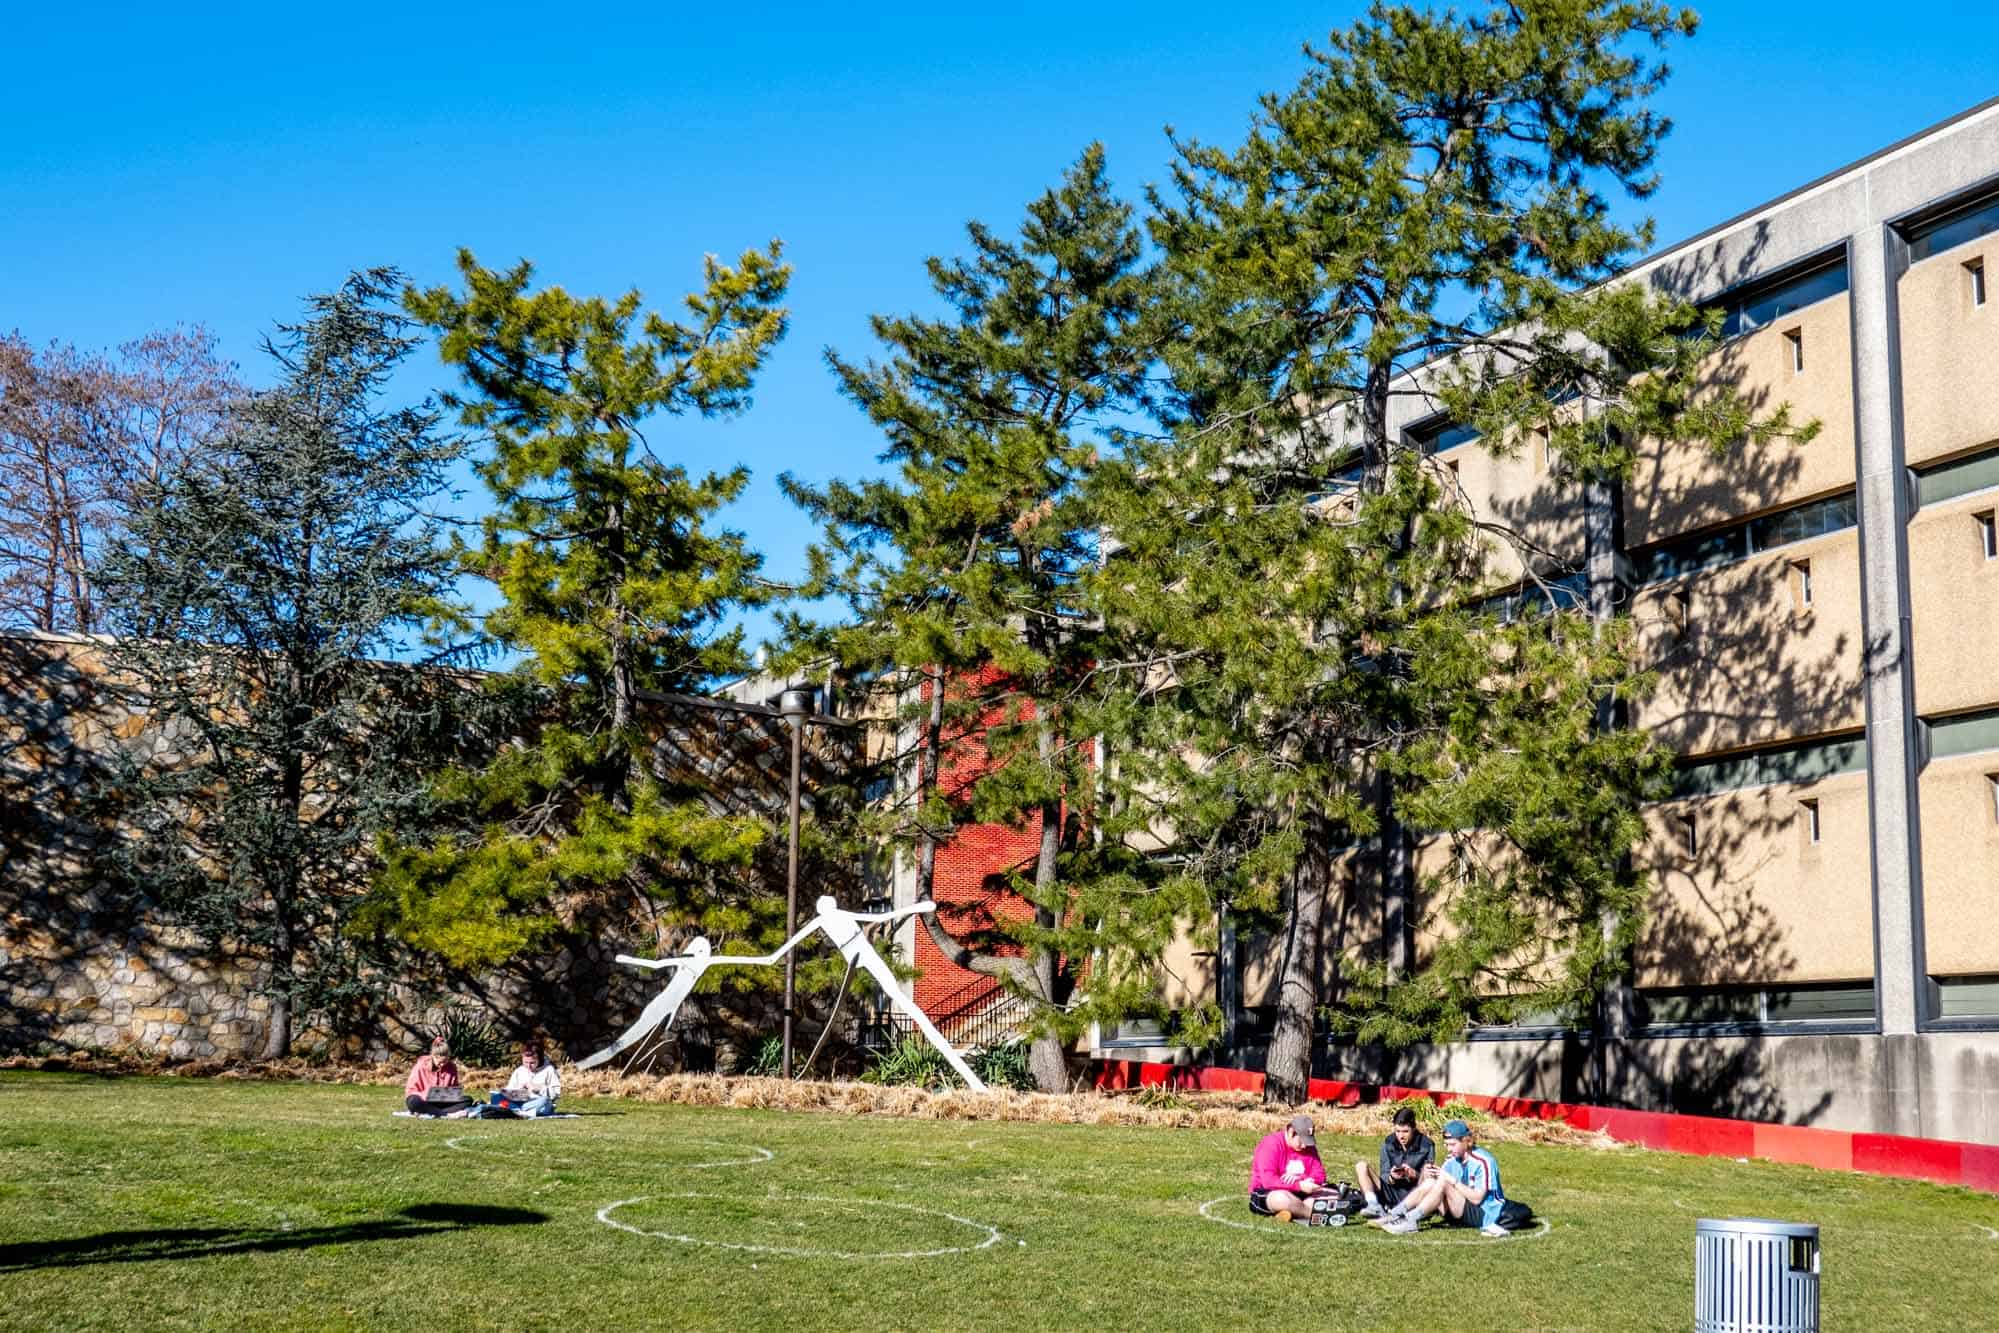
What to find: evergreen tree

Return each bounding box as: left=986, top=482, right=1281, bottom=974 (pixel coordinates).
left=782, top=147, right=1164, bottom=1092
left=92, top=269, right=468, bottom=1058
left=1109, top=1, right=1809, bottom=1102
left=367, top=246, right=790, bottom=971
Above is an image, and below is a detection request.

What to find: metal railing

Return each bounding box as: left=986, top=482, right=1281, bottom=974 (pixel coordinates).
left=860, top=985, right=1034, bottom=1054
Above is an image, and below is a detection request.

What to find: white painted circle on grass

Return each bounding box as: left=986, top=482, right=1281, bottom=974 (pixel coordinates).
left=596, top=1193, right=1004, bottom=1260
left=1196, top=1195, right=1551, bottom=1242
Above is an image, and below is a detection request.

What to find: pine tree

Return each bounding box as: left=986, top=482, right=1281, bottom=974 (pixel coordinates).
left=367, top=246, right=790, bottom=972
left=92, top=269, right=468, bottom=1058
left=1112, top=1, right=1810, bottom=1102
left=782, top=147, right=1165, bottom=1092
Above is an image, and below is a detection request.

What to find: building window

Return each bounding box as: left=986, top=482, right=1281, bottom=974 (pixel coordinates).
left=1913, top=447, right=1999, bottom=508
left=1406, top=415, right=1480, bottom=453
left=1906, top=190, right=1999, bottom=263
left=1799, top=797, right=1821, bottom=844
left=1676, top=812, right=1699, bottom=858
left=1633, top=490, right=1857, bottom=585
left=1987, top=773, right=1999, bottom=824
left=1638, top=982, right=1873, bottom=1029
left=1971, top=257, right=1989, bottom=308
left=1668, top=586, right=1692, bottom=639
left=1978, top=510, right=1997, bottom=560
left=1672, top=732, right=1869, bottom=799
left=1703, top=257, right=1850, bottom=339
left=1788, top=558, right=1813, bottom=611
left=1922, top=707, right=1999, bottom=763
left=1929, top=974, right=1999, bottom=1019
left=1783, top=327, right=1804, bottom=372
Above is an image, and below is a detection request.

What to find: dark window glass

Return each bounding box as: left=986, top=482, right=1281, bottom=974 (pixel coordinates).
left=1766, top=984, right=1875, bottom=1021
left=1638, top=983, right=1873, bottom=1028
left=1932, top=974, right=1999, bottom=1018
left=1925, top=708, right=1999, bottom=761
left=1712, top=261, right=1850, bottom=338
left=1907, top=193, right=1999, bottom=263
left=1748, top=493, right=1856, bottom=549
left=1474, top=569, right=1587, bottom=622
left=1635, top=491, right=1857, bottom=587
left=1672, top=733, right=1868, bottom=798
left=1407, top=416, right=1480, bottom=453
left=1638, top=988, right=1759, bottom=1025
left=1913, top=447, right=1999, bottom=507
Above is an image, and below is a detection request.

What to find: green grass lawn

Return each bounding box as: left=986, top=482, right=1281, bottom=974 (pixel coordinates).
left=1, top=1072, right=1994, bottom=1330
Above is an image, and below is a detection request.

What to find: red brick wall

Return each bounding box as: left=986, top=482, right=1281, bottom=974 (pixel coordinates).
left=912, top=664, right=1037, bottom=1020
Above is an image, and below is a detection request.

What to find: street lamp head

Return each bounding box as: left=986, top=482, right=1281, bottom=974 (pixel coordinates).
left=777, top=687, right=815, bottom=722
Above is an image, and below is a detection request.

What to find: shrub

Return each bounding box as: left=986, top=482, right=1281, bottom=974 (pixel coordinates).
left=437, top=1009, right=511, bottom=1067
left=971, top=1039, right=1035, bottom=1091
left=743, top=1036, right=784, bottom=1077
left=861, top=1036, right=955, bottom=1090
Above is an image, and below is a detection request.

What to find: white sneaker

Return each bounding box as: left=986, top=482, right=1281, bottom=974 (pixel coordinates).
left=1359, top=1202, right=1384, bottom=1219
left=1382, top=1216, right=1420, bottom=1235
left=1481, top=1222, right=1509, bottom=1238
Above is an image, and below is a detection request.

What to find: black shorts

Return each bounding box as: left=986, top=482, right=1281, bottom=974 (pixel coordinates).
left=1248, top=1189, right=1278, bottom=1216
left=1445, top=1199, right=1488, bottom=1227
left=1379, top=1178, right=1416, bottom=1209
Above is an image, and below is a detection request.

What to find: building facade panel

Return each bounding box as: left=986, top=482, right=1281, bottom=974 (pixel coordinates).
left=1916, top=752, right=1999, bottom=976
left=1625, top=295, right=1857, bottom=549
left=1899, top=230, right=1999, bottom=468
left=1635, top=771, right=1874, bottom=988
left=1632, top=529, right=1865, bottom=756
left=1437, top=438, right=1586, bottom=590
left=1908, top=487, right=1999, bottom=715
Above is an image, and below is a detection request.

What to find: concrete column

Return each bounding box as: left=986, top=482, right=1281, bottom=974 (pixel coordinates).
left=1847, top=222, right=1927, bottom=1047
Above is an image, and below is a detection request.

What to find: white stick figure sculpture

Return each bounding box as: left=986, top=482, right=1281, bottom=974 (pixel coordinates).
left=575, top=898, right=989, bottom=1091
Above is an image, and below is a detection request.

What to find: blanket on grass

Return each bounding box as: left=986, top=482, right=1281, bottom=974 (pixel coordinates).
left=392, top=1109, right=579, bottom=1120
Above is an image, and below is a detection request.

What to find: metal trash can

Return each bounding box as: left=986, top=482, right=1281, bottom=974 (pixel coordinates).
left=1695, top=1217, right=1820, bottom=1332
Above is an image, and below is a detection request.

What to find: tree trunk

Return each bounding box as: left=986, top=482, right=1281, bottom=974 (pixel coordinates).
left=1264, top=844, right=1326, bottom=1104
left=1585, top=469, right=1634, bottom=1100
left=1026, top=705, right=1069, bottom=1092
left=262, top=904, right=295, bottom=1060
left=606, top=496, right=637, bottom=804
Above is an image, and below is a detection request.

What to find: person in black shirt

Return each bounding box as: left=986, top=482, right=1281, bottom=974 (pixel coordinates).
left=1354, top=1107, right=1432, bottom=1219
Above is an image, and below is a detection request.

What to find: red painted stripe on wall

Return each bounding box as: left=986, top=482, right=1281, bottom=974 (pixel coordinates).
left=1089, top=1060, right=1997, bottom=1196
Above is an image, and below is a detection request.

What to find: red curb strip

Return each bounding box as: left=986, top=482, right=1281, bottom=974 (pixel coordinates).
left=1091, top=1060, right=1999, bottom=1198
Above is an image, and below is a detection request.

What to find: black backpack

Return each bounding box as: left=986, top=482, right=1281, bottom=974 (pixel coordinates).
left=1318, top=1182, right=1366, bottom=1218
left=1494, top=1198, right=1535, bottom=1231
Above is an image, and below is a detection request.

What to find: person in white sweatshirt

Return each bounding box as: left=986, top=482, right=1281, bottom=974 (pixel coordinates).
left=500, top=1040, right=562, bottom=1116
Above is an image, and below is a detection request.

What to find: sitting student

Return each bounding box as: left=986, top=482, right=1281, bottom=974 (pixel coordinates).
left=493, top=1040, right=562, bottom=1117
left=1375, top=1117, right=1510, bottom=1237
left=1247, top=1113, right=1335, bottom=1226
left=1354, top=1106, right=1433, bottom=1219
left=403, top=1036, right=468, bottom=1116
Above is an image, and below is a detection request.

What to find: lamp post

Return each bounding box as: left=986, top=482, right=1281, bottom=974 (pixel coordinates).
left=777, top=687, right=814, bottom=1079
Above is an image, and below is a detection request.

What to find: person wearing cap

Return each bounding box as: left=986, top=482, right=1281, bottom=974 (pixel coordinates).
left=1247, top=1113, right=1333, bottom=1225
left=403, top=1036, right=465, bottom=1116
left=1353, top=1106, right=1433, bottom=1219
left=1374, top=1117, right=1509, bottom=1237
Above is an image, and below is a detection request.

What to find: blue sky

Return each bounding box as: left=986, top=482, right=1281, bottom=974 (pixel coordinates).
left=6, top=2, right=1995, bottom=648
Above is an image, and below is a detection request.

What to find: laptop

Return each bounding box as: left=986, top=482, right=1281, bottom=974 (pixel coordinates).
left=424, top=1085, right=470, bottom=1105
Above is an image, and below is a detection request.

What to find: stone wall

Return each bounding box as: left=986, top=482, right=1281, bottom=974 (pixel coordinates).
left=0, top=630, right=869, bottom=1063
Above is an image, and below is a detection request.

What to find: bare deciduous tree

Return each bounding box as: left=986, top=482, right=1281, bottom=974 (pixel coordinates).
left=0, top=327, right=236, bottom=634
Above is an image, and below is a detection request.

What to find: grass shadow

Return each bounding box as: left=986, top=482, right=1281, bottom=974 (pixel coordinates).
left=0, top=1202, right=549, bottom=1273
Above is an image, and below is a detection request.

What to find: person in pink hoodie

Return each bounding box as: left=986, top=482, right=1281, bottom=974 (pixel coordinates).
left=1248, top=1113, right=1332, bottom=1224
left=403, top=1036, right=466, bottom=1116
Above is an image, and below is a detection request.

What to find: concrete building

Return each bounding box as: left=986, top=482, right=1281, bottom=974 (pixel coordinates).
left=1096, top=97, right=1999, bottom=1143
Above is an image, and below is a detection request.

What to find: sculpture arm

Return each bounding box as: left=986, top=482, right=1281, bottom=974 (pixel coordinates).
left=619, top=918, right=826, bottom=972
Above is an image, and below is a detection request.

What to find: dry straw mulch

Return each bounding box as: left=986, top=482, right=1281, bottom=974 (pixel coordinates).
left=0, top=1049, right=1616, bottom=1149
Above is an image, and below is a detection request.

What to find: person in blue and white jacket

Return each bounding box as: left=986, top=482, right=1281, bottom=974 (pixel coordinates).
left=1374, top=1118, right=1509, bottom=1237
